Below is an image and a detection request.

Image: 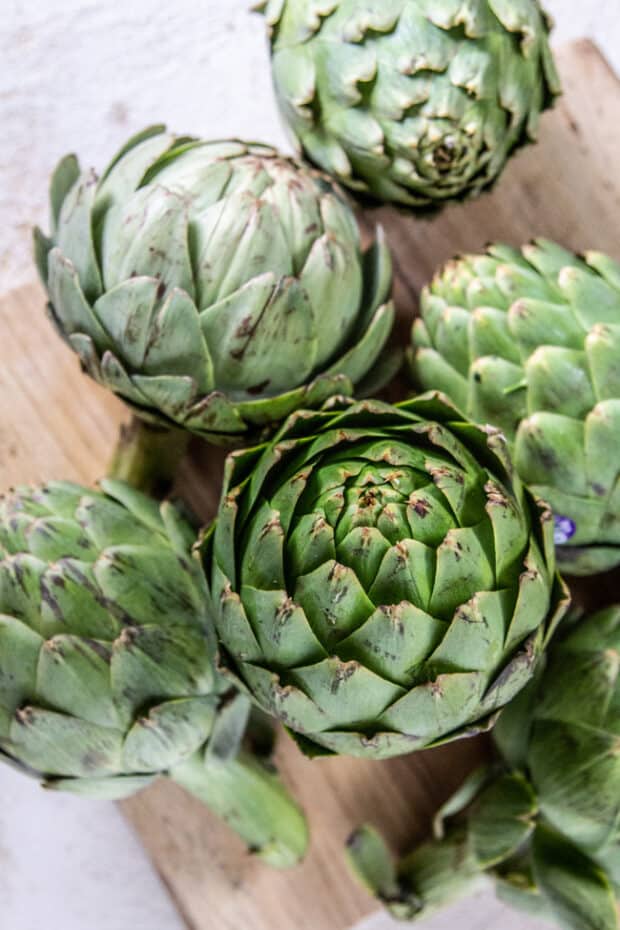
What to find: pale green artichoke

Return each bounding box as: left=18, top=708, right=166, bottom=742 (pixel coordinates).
left=347, top=605, right=620, bottom=929
left=201, top=393, right=568, bottom=761
left=34, top=127, right=394, bottom=444
left=0, top=480, right=307, bottom=868
left=411, top=241, right=620, bottom=576
left=257, top=0, right=560, bottom=207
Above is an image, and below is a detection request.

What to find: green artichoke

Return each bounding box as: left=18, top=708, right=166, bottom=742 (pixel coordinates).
left=0, top=479, right=308, bottom=868
left=347, top=606, right=620, bottom=930
left=33, top=126, right=394, bottom=444
left=411, top=240, right=620, bottom=576
left=201, top=393, right=568, bottom=761
left=257, top=0, right=560, bottom=207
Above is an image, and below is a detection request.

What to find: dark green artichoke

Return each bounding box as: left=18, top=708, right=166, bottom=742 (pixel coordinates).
left=34, top=127, right=394, bottom=444
left=201, top=393, right=568, bottom=760
left=347, top=606, right=620, bottom=929
left=0, top=479, right=307, bottom=868
left=257, top=0, right=560, bottom=207
left=411, top=240, right=620, bottom=576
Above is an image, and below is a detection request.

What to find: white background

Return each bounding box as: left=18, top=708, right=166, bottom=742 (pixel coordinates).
left=2, top=0, right=620, bottom=292
left=0, top=2, right=617, bottom=929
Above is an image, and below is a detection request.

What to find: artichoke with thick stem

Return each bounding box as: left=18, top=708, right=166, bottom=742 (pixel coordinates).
left=411, top=240, right=620, bottom=576
left=347, top=605, right=620, bottom=929
left=201, top=393, right=568, bottom=761
left=0, top=479, right=308, bottom=868
left=257, top=0, right=560, bottom=208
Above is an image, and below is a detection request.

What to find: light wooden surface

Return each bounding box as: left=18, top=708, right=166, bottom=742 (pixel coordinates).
left=1, top=39, right=618, bottom=930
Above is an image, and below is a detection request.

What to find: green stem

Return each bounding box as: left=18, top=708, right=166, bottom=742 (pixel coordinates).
left=398, top=830, right=490, bottom=918
left=347, top=824, right=489, bottom=921
left=107, top=416, right=190, bottom=498
left=169, top=749, right=309, bottom=869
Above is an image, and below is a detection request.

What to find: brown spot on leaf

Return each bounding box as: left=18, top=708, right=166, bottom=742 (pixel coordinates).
left=380, top=604, right=405, bottom=635
left=411, top=496, right=430, bottom=518
left=118, top=626, right=141, bottom=648
left=275, top=597, right=295, bottom=629
left=538, top=506, right=553, bottom=525
left=359, top=734, right=381, bottom=750
left=358, top=488, right=377, bottom=508
left=330, top=660, right=359, bottom=694
left=247, top=380, right=270, bottom=395
left=260, top=515, right=282, bottom=539
left=40, top=581, right=63, bottom=619
left=15, top=706, right=35, bottom=727
left=234, top=315, right=255, bottom=339
left=512, top=299, right=529, bottom=319
left=484, top=481, right=509, bottom=508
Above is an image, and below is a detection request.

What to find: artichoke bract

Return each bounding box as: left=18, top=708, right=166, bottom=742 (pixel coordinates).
left=496, top=605, right=620, bottom=890
left=348, top=606, right=620, bottom=930
left=411, top=240, right=620, bottom=576
left=0, top=480, right=308, bottom=868
left=33, top=127, right=394, bottom=443
left=257, top=0, right=560, bottom=208
left=201, top=393, right=568, bottom=760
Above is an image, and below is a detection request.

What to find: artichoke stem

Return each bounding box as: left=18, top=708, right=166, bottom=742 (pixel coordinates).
left=169, top=749, right=309, bottom=869
left=347, top=824, right=489, bottom=920
left=396, top=830, right=490, bottom=919
left=107, top=416, right=190, bottom=498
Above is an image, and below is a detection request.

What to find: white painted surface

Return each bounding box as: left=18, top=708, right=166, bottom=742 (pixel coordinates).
left=2, top=0, right=620, bottom=292
left=0, top=2, right=618, bottom=929
left=0, top=764, right=184, bottom=930
left=355, top=890, right=554, bottom=930
left=2, top=0, right=289, bottom=289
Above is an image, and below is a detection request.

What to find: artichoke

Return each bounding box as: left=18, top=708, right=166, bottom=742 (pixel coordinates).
left=257, top=0, right=560, bottom=208
left=0, top=480, right=308, bottom=868
left=347, top=606, right=620, bottom=930
left=33, top=126, right=394, bottom=444
left=411, top=240, right=620, bottom=576
left=201, top=393, right=568, bottom=761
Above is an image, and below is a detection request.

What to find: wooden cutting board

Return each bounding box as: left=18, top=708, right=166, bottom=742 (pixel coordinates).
left=1, top=38, right=618, bottom=930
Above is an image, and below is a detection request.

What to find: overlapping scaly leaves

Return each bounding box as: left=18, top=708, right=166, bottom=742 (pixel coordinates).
left=411, top=240, right=620, bottom=575
left=0, top=479, right=213, bottom=791
left=495, top=604, right=620, bottom=896
left=0, top=480, right=307, bottom=867
left=258, top=0, right=560, bottom=207
left=34, top=127, right=394, bottom=443
left=347, top=606, right=620, bottom=929
left=202, top=393, right=567, bottom=760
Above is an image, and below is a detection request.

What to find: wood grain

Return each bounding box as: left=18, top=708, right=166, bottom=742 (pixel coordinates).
left=0, top=39, right=618, bottom=930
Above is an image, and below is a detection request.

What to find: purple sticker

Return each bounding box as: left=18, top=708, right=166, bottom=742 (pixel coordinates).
left=554, top=515, right=576, bottom=545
